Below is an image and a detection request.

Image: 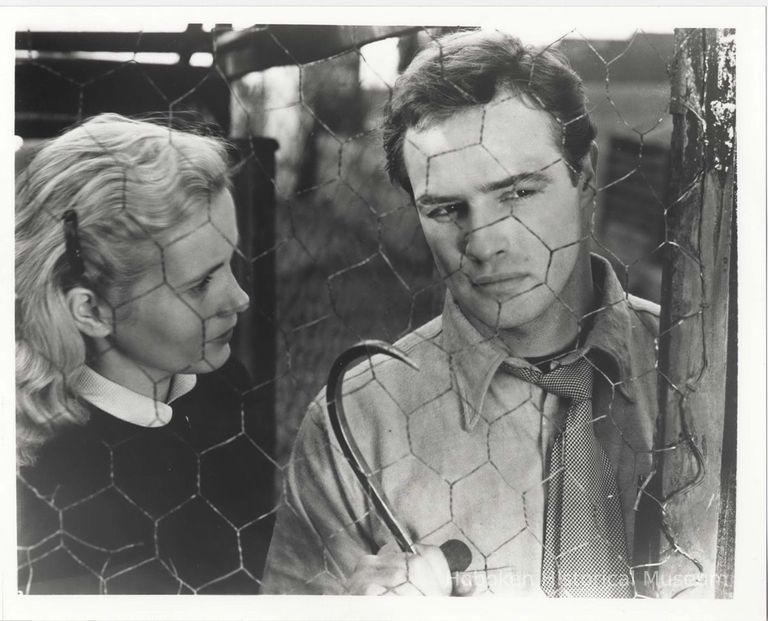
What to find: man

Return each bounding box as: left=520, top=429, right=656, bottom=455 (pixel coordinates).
left=263, top=30, right=660, bottom=597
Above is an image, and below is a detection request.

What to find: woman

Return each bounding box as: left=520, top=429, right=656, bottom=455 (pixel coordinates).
left=17, top=114, right=268, bottom=594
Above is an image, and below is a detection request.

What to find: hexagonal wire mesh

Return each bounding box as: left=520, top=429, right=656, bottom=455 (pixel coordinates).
left=15, top=25, right=734, bottom=597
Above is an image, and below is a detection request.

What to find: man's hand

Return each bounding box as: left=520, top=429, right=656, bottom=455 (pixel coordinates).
left=346, top=543, right=453, bottom=595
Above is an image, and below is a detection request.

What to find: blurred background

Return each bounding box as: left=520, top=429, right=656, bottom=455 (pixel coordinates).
left=15, top=22, right=676, bottom=589
left=224, top=25, right=674, bottom=465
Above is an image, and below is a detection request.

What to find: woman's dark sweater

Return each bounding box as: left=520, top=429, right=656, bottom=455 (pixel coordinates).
left=17, top=360, right=274, bottom=594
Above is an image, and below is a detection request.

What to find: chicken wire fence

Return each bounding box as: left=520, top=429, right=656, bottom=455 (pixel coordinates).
left=15, top=25, right=736, bottom=597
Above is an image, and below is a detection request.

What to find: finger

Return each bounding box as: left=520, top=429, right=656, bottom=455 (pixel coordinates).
left=405, top=546, right=452, bottom=595
left=377, top=540, right=402, bottom=555
left=348, top=546, right=454, bottom=596
left=346, top=564, right=408, bottom=595
left=349, top=567, right=407, bottom=590
left=453, top=574, right=478, bottom=597
left=391, top=580, right=429, bottom=596
left=347, top=575, right=391, bottom=595
left=413, top=544, right=451, bottom=584
left=360, top=583, right=389, bottom=596
left=354, top=553, right=403, bottom=572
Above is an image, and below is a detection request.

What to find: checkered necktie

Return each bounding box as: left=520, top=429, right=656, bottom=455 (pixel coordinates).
left=507, top=356, right=633, bottom=598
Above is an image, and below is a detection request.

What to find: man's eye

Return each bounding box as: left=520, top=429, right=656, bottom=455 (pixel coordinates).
left=501, top=188, right=538, bottom=202
left=427, top=203, right=463, bottom=220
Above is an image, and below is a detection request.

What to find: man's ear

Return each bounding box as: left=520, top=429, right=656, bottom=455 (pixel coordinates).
left=580, top=142, right=598, bottom=192
left=65, top=287, right=112, bottom=338
left=576, top=143, right=598, bottom=213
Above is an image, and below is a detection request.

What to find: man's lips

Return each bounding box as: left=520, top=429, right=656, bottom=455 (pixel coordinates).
left=469, top=272, right=530, bottom=297
left=471, top=272, right=528, bottom=286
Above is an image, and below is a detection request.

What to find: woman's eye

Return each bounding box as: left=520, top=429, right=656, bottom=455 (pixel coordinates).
left=191, top=274, right=214, bottom=294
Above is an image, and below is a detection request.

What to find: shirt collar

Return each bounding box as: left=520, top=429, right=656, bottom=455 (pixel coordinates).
left=76, top=367, right=197, bottom=428
left=444, top=254, right=637, bottom=431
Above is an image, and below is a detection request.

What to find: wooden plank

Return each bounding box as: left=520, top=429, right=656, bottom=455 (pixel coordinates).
left=714, top=173, right=737, bottom=599
left=216, top=24, right=420, bottom=80
left=15, top=58, right=231, bottom=137
left=15, top=24, right=215, bottom=55
left=654, top=28, right=736, bottom=598
left=230, top=137, right=279, bottom=457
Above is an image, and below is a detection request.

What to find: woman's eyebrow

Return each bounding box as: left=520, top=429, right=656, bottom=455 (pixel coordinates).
left=176, top=228, right=241, bottom=288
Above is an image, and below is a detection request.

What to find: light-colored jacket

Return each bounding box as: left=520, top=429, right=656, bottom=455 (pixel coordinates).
left=263, top=255, right=660, bottom=595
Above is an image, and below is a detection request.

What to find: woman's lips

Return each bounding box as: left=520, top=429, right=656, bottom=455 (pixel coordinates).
left=210, top=326, right=236, bottom=343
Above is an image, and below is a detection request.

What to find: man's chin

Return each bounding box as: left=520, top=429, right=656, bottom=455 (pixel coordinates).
left=454, top=295, right=547, bottom=336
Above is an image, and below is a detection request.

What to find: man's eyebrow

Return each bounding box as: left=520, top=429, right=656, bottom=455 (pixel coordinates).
left=414, top=193, right=464, bottom=207
left=478, top=171, right=551, bottom=194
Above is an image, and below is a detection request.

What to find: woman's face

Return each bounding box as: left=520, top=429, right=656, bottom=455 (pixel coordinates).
left=99, top=190, right=250, bottom=383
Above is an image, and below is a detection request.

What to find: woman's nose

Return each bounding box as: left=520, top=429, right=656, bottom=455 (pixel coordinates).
left=219, top=270, right=250, bottom=316
left=232, top=282, right=250, bottom=314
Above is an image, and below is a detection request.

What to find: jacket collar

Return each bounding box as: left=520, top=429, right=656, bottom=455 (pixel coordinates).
left=444, top=254, right=638, bottom=431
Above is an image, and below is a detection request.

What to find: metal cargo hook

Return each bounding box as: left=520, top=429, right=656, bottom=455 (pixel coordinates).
left=325, top=340, right=472, bottom=575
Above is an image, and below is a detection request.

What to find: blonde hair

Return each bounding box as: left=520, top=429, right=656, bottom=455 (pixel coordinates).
left=16, top=113, right=231, bottom=465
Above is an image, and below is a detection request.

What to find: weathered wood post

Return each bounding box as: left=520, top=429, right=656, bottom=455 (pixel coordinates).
left=655, top=28, right=736, bottom=598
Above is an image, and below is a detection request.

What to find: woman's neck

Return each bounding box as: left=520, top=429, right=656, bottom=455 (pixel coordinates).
left=89, top=347, right=172, bottom=402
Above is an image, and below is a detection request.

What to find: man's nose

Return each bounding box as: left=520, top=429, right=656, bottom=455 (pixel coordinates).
left=463, top=210, right=511, bottom=263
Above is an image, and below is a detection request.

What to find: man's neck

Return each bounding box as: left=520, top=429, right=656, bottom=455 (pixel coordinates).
left=495, top=304, right=584, bottom=358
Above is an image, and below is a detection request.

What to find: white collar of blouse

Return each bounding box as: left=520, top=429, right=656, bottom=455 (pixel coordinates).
left=76, top=367, right=197, bottom=428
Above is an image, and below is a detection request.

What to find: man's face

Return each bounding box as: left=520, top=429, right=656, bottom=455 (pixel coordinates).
left=403, top=94, right=594, bottom=337
left=107, top=190, right=250, bottom=380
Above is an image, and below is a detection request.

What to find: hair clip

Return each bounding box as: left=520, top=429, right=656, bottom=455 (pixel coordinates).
left=62, top=209, right=86, bottom=280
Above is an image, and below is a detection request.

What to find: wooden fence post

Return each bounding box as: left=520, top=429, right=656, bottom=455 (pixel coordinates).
left=655, top=28, right=736, bottom=598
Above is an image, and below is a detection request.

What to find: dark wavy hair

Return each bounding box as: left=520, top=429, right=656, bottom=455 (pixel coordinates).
left=382, top=29, right=596, bottom=196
